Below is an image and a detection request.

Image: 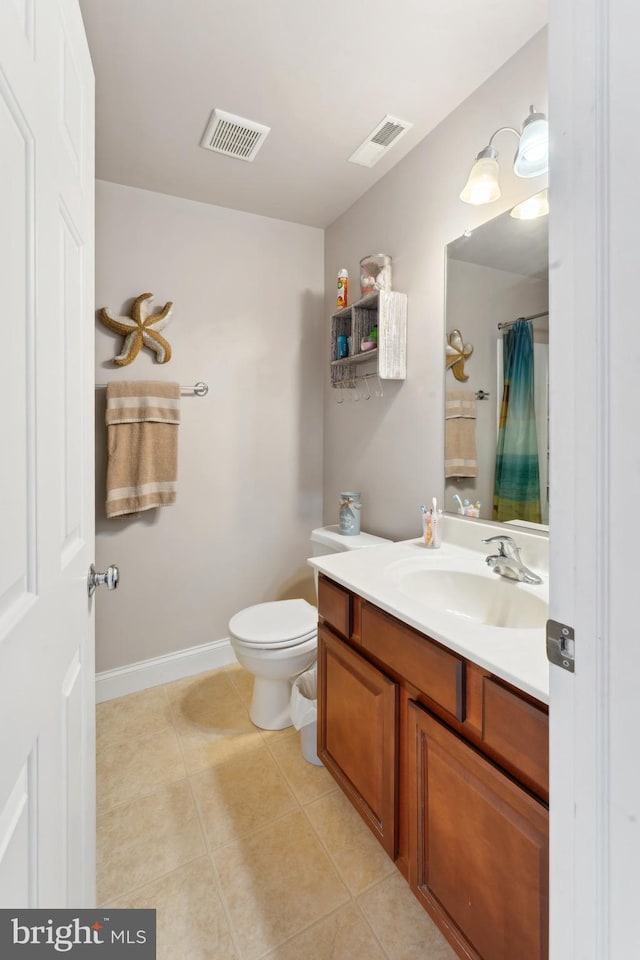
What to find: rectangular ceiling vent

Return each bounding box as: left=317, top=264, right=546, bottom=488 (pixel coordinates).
left=348, top=115, right=413, bottom=168
left=199, top=109, right=270, bottom=162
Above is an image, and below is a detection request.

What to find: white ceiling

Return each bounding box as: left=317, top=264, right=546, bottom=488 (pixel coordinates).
left=79, top=0, right=547, bottom=228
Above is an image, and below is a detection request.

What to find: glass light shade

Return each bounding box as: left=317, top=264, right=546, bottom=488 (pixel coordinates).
left=510, top=189, right=549, bottom=220
left=514, top=115, right=549, bottom=177
left=459, top=156, right=501, bottom=205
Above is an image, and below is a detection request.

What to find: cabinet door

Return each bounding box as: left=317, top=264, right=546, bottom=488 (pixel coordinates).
left=408, top=702, right=548, bottom=960
left=318, top=625, right=398, bottom=858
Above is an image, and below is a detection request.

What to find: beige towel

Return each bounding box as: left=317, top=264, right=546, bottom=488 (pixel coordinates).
left=445, top=389, right=477, bottom=478
left=105, top=381, right=180, bottom=518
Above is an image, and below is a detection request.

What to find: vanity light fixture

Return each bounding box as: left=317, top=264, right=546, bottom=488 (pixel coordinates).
left=459, top=105, right=549, bottom=206
left=510, top=188, right=549, bottom=220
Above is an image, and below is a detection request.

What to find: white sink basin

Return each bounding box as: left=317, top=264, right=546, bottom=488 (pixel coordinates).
left=391, top=567, right=548, bottom=629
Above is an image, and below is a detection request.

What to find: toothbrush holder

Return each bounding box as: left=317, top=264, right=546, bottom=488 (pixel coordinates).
left=423, top=510, right=442, bottom=549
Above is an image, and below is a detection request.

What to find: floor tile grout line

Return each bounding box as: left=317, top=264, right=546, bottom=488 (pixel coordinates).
left=297, top=798, right=395, bottom=903
left=201, top=839, right=244, bottom=960
left=96, top=682, right=174, bottom=750
left=298, top=801, right=359, bottom=896
left=261, top=733, right=338, bottom=808
left=96, top=773, right=194, bottom=822
left=199, top=801, right=353, bottom=949
left=96, top=722, right=175, bottom=752
left=185, top=774, right=245, bottom=960
left=251, top=898, right=372, bottom=960
left=183, top=736, right=303, bottom=839
left=96, top=723, right=188, bottom=816
left=303, top=802, right=400, bottom=959
left=352, top=895, right=394, bottom=960
left=96, top=774, right=189, bottom=818
left=97, top=717, right=179, bottom=747
left=200, top=802, right=307, bottom=858
left=168, top=678, right=245, bottom=959
left=97, top=852, right=209, bottom=909
left=165, top=683, right=222, bottom=861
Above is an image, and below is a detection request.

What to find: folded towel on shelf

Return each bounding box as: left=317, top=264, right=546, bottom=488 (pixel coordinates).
left=105, top=380, right=180, bottom=518
left=445, top=389, right=477, bottom=478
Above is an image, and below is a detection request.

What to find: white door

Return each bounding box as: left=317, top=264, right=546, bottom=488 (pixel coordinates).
left=549, top=0, right=640, bottom=956
left=0, top=0, right=95, bottom=906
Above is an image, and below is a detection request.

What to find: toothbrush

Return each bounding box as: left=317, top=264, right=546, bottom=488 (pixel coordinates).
left=432, top=497, right=438, bottom=515
left=453, top=493, right=464, bottom=515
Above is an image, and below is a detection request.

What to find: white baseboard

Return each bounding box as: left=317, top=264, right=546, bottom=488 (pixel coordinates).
left=96, top=638, right=237, bottom=703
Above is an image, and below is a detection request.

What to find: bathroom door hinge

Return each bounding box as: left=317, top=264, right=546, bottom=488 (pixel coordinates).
left=546, top=619, right=575, bottom=673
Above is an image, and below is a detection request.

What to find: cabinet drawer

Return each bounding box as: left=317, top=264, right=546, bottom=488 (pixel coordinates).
left=317, top=576, right=351, bottom=639
left=483, top=678, right=549, bottom=799
left=361, top=603, right=464, bottom=722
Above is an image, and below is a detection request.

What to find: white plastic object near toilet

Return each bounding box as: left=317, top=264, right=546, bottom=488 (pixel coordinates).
left=228, top=525, right=391, bottom=730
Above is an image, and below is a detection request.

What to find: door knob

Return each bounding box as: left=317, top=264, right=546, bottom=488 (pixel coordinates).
left=88, top=563, right=119, bottom=597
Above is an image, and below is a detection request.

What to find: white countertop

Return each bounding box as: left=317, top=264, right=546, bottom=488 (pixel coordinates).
left=308, top=516, right=550, bottom=704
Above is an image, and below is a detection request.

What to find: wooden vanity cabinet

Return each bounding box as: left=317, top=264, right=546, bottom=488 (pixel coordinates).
left=317, top=574, right=549, bottom=960
left=317, top=624, right=398, bottom=857
left=408, top=702, right=548, bottom=960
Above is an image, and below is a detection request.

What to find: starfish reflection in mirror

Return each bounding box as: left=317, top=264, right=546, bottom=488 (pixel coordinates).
left=99, top=292, right=174, bottom=365
left=445, top=329, right=473, bottom=382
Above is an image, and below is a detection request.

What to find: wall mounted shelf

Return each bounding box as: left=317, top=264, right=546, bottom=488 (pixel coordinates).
left=330, top=289, right=407, bottom=387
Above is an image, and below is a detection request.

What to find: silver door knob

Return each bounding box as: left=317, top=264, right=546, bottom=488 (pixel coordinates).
left=88, top=563, right=119, bottom=597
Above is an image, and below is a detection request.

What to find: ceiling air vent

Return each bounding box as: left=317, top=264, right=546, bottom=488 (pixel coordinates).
left=199, top=109, right=270, bottom=162
left=348, top=115, right=413, bottom=168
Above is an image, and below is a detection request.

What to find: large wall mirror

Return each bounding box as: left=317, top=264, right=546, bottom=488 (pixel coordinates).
left=444, top=196, right=549, bottom=527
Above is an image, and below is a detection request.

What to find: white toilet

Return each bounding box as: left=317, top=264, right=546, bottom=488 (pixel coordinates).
left=228, top=525, right=391, bottom=730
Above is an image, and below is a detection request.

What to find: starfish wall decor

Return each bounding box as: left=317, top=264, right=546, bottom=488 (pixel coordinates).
left=99, top=292, right=174, bottom=366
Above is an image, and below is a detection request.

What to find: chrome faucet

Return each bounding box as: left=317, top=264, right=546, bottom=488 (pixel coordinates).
left=482, top=535, right=543, bottom=585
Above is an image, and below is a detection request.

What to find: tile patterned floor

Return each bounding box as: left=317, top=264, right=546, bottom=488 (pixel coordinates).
left=97, top=664, right=458, bottom=960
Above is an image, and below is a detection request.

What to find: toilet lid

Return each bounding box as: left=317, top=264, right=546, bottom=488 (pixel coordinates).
left=229, top=599, right=317, bottom=648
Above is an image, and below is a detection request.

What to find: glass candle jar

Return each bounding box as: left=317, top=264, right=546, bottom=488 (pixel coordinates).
left=339, top=492, right=362, bottom=535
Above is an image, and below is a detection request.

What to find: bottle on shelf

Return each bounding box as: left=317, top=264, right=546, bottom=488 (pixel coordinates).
left=336, top=268, right=349, bottom=308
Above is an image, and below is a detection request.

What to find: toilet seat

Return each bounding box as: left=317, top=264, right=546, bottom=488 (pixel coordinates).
left=229, top=599, right=317, bottom=650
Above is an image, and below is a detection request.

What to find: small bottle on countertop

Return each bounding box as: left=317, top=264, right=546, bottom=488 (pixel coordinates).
left=336, top=268, right=349, bottom=308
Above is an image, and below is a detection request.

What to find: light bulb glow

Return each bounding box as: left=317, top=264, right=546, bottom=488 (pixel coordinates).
left=460, top=157, right=501, bottom=205
left=510, top=189, right=549, bottom=220
left=514, top=117, right=549, bottom=177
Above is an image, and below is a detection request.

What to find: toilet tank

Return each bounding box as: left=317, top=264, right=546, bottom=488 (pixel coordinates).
left=310, top=525, right=392, bottom=556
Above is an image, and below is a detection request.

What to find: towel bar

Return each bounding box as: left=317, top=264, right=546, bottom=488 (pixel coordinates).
left=96, top=381, right=208, bottom=397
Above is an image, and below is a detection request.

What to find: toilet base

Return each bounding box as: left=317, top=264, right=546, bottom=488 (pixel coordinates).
left=249, top=676, right=293, bottom=730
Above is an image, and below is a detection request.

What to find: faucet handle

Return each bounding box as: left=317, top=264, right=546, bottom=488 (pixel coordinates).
left=481, top=534, right=517, bottom=558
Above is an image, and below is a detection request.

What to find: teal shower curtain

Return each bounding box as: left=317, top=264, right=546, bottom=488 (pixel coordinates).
left=493, top=319, right=541, bottom=523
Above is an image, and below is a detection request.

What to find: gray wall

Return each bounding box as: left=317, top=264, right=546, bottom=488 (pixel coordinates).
left=95, top=182, right=324, bottom=672
left=322, top=29, right=548, bottom=540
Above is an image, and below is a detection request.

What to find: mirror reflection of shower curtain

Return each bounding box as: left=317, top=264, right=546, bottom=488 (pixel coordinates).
left=493, top=319, right=542, bottom=523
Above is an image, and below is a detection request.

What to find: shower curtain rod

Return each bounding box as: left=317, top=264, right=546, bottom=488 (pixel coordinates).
left=95, top=381, right=209, bottom=396
left=497, top=310, right=549, bottom=331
